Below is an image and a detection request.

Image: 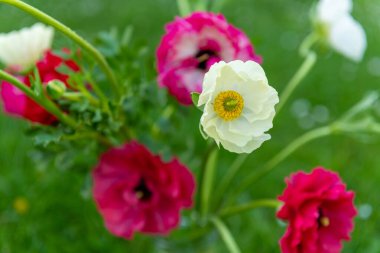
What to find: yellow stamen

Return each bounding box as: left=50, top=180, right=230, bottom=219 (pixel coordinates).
left=214, top=90, right=244, bottom=121
left=135, top=191, right=144, bottom=199
left=319, top=216, right=330, bottom=227
left=197, top=53, right=210, bottom=63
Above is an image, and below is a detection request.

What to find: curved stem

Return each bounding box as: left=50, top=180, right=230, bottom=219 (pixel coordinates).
left=276, top=51, right=317, bottom=115
left=228, top=125, right=334, bottom=204
left=299, top=33, right=319, bottom=57
left=0, top=0, right=121, bottom=99
left=220, top=199, right=281, bottom=218
left=210, top=217, right=241, bottom=253
left=0, top=70, right=77, bottom=128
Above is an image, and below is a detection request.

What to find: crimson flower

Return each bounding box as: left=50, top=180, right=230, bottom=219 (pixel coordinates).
left=156, top=11, right=261, bottom=105
left=92, top=141, right=195, bottom=239
left=0, top=50, right=79, bottom=125
left=277, top=167, right=357, bottom=253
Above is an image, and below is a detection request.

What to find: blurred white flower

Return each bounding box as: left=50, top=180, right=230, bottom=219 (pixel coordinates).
left=198, top=60, right=279, bottom=154
left=0, top=23, right=54, bottom=70
left=316, top=0, right=367, bottom=62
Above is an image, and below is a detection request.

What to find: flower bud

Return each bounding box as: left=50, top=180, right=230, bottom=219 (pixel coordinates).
left=46, top=80, right=66, bottom=99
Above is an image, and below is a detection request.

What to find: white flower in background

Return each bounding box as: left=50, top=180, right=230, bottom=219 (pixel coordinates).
left=0, top=23, right=54, bottom=70
left=198, top=60, right=279, bottom=154
left=316, top=0, right=366, bottom=62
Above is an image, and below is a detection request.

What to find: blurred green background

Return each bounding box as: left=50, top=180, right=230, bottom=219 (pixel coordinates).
left=1, top=0, right=380, bottom=252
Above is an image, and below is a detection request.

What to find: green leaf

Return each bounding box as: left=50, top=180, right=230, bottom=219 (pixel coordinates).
left=191, top=92, right=200, bottom=107
left=121, top=26, right=134, bottom=47
left=34, top=131, right=63, bottom=147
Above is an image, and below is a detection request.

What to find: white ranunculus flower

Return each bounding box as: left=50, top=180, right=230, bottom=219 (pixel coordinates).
left=0, top=23, right=54, bottom=70
left=316, top=0, right=366, bottom=62
left=198, top=60, right=279, bottom=154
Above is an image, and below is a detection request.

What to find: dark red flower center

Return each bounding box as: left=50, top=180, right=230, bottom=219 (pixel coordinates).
left=196, top=50, right=217, bottom=70
left=133, top=179, right=152, bottom=201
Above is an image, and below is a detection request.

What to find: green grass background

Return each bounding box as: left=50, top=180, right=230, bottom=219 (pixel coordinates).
left=1, top=0, right=380, bottom=252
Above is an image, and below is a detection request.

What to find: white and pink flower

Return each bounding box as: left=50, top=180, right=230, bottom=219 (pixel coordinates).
left=156, top=11, right=261, bottom=105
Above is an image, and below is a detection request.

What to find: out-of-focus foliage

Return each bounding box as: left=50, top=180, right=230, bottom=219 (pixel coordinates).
left=0, top=0, right=380, bottom=252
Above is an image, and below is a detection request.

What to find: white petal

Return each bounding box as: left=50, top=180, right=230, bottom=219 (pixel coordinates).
left=0, top=23, right=54, bottom=69
left=198, top=61, right=226, bottom=106
left=329, top=14, right=367, bottom=62
left=228, top=60, right=268, bottom=83
left=220, top=134, right=271, bottom=154
left=317, top=0, right=352, bottom=23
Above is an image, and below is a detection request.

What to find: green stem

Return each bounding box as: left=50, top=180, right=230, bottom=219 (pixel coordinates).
left=0, top=70, right=77, bottom=128
left=0, top=0, right=121, bottom=99
left=229, top=125, right=333, bottom=204
left=210, top=217, right=241, bottom=253
left=276, top=51, right=317, bottom=115
left=214, top=154, right=248, bottom=209
left=299, top=33, right=319, bottom=57
left=200, top=147, right=218, bottom=219
left=176, top=0, right=192, bottom=16
left=220, top=199, right=281, bottom=218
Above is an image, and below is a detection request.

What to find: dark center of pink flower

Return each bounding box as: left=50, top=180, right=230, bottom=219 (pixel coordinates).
left=133, top=179, right=152, bottom=201
left=196, top=50, right=217, bottom=70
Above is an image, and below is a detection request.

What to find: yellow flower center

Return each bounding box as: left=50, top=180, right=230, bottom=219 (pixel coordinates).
left=214, top=90, right=244, bottom=121
left=319, top=216, right=330, bottom=227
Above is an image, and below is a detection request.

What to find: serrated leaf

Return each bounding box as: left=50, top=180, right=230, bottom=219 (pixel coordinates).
left=92, top=109, right=103, bottom=123
left=34, top=131, right=63, bottom=147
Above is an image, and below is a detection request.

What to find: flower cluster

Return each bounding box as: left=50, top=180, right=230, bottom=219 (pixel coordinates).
left=0, top=24, right=80, bottom=125
left=0, top=0, right=369, bottom=251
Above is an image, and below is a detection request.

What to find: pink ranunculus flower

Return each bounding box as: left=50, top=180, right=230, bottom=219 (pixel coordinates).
left=92, top=141, right=196, bottom=239
left=0, top=50, right=80, bottom=125
left=157, top=11, right=262, bottom=105
left=277, top=167, right=357, bottom=253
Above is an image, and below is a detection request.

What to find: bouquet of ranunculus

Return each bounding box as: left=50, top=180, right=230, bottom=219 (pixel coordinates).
left=0, top=0, right=377, bottom=252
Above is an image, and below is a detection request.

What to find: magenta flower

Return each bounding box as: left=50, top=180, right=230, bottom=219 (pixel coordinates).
left=157, top=11, right=262, bottom=105
left=0, top=51, right=80, bottom=125
left=92, top=141, right=196, bottom=239
left=277, top=168, right=357, bottom=253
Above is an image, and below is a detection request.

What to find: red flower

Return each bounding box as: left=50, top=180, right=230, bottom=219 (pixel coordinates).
left=92, top=141, right=196, bottom=239
left=277, top=168, right=357, bottom=253
left=0, top=50, right=79, bottom=125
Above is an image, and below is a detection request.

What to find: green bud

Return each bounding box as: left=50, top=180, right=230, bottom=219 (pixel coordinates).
left=46, top=80, right=66, bottom=99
